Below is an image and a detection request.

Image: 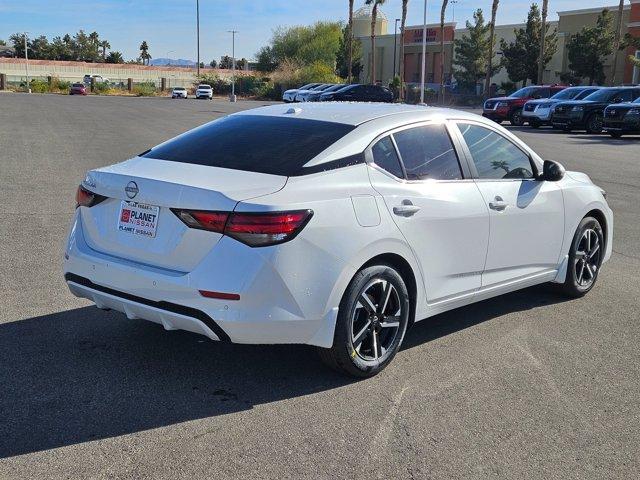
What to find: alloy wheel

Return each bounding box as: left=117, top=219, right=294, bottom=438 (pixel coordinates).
left=350, top=278, right=402, bottom=362
left=575, top=228, right=601, bottom=287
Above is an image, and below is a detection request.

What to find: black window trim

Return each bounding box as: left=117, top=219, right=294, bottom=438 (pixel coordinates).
left=451, top=119, right=542, bottom=182
left=364, top=119, right=472, bottom=183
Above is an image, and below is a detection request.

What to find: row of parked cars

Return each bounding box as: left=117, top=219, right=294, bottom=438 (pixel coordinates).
left=483, top=84, right=640, bottom=138
left=282, top=83, right=394, bottom=103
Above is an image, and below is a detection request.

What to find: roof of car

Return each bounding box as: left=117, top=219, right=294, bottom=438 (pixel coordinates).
left=233, top=102, right=480, bottom=126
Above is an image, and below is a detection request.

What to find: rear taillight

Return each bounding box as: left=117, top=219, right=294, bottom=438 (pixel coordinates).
left=75, top=184, right=107, bottom=208
left=171, top=209, right=313, bottom=247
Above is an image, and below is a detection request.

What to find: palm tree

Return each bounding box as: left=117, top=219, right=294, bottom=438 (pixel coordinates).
left=88, top=31, right=100, bottom=59
left=348, top=0, right=355, bottom=83
left=99, top=40, right=110, bottom=61
left=537, top=0, right=548, bottom=84
left=439, top=0, right=449, bottom=103
left=610, top=0, right=625, bottom=86
left=139, top=41, right=150, bottom=65
left=399, top=0, right=409, bottom=100
left=365, top=0, right=387, bottom=85
left=484, top=0, right=499, bottom=97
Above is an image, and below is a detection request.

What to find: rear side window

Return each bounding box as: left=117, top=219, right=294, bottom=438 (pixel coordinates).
left=371, top=136, right=404, bottom=178
left=458, top=123, right=533, bottom=180
left=143, top=115, right=356, bottom=176
left=392, top=124, right=462, bottom=180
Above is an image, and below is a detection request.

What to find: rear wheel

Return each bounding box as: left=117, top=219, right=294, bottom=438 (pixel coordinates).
left=609, top=131, right=622, bottom=138
left=560, top=217, right=604, bottom=298
left=318, top=264, right=410, bottom=377
left=510, top=108, right=524, bottom=126
left=529, top=119, right=540, bottom=129
left=586, top=113, right=604, bottom=134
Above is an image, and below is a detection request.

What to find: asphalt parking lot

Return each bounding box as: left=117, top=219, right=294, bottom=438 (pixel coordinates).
left=0, top=93, right=639, bottom=479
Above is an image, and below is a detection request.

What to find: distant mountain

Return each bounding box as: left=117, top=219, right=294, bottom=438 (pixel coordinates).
left=149, top=58, right=197, bottom=67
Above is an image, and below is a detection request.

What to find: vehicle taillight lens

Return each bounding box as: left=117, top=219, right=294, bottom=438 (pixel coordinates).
left=171, top=209, right=313, bottom=247
left=76, top=184, right=107, bottom=208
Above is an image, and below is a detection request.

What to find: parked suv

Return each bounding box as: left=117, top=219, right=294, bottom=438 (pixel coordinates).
left=282, top=83, right=321, bottom=103
left=522, top=86, right=602, bottom=128
left=483, top=85, right=566, bottom=126
left=603, top=95, right=640, bottom=138
left=195, top=84, right=213, bottom=100
left=319, top=84, right=394, bottom=103
left=551, top=87, right=640, bottom=133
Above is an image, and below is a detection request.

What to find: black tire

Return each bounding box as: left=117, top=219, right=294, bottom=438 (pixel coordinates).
left=510, top=108, right=524, bottom=126
left=529, top=119, right=540, bottom=129
left=586, top=113, right=604, bottom=134
left=493, top=118, right=503, bottom=124
left=609, top=131, right=622, bottom=138
left=318, top=264, right=410, bottom=378
left=560, top=216, right=604, bottom=298
left=562, top=126, right=572, bottom=133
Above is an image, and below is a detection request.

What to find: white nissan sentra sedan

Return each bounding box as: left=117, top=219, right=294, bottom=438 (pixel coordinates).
left=64, top=103, right=612, bottom=377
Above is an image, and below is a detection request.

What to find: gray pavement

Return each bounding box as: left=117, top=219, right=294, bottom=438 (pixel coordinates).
left=0, top=93, right=639, bottom=479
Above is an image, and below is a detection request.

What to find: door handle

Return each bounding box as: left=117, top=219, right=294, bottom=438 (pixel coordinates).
left=393, top=201, right=421, bottom=217
left=489, top=196, right=508, bottom=211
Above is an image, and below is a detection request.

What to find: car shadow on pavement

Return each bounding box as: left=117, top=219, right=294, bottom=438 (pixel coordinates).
left=0, top=284, right=569, bottom=458
left=0, top=306, right=351, bottom=458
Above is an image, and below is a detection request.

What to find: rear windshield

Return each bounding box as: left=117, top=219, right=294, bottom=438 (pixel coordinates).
left=143, top=115, right=356, bottom=176
left=72, top=83, right=84, bottom=87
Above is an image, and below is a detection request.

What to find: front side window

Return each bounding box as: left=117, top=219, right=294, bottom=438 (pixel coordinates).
left=458, top=123, right=534, bottom=180
left=371, top=136, right=404, bottom=178
left=392, top=124, right=462, bottom=181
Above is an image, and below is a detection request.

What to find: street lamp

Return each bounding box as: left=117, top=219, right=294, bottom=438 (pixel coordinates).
left=228, top=30, right=238, bottom=102
left=196, top=0, right=200, bottom=76
left=450, top=0, right=458, bottom=22
left=393, top=18, right=401, bottom=79
left=420, top=0, right=428, bottom=104
left=166, top=50, right=175, bottom=66
left=23, top=32, right=30, bottom=94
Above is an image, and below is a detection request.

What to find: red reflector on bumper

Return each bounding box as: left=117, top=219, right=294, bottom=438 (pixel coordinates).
left=199, top=290, right=240, bottom=301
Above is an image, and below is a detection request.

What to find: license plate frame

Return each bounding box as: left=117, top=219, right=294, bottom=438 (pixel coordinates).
left=117, top=201, right=160, bottom=238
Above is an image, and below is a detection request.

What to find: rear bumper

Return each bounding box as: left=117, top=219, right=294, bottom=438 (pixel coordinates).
left=63, top=211, right=345, bottom=347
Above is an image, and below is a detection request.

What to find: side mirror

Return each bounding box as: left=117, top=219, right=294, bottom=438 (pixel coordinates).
left=541, top=159, right=565, bottom=182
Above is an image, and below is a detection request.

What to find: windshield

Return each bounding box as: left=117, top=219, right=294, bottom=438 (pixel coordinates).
left=198, top=85, right=211, bottom=89
left=510, top=87, right=540, bottom=98
left=583, top=89, right=619, bottom=102
left=320, top=84, right=345, bottom=93
left=335, top=84, right=357, bottom=93
left=174, top=87, right=186, bottom=91
left=143, top=115, right=356, bottom=176
left=299, top=83, right=317, bottom=90
left=633, top=97, right=640, bottom=104
left=575, top=88, right=599, bottom=100
left=550, top=88, right=584, bottom=100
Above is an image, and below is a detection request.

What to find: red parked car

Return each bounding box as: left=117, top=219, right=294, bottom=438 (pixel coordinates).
left=483, top=85, right=566, bottom=126
left=69, top=83, right=87, bottom=95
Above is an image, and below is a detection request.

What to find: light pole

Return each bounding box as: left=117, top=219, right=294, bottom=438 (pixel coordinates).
left=450, top=0, right=458, bottom=22
left=420, top=0, right=428, bottom=104
left=393, top=18, right=400, bottom=79
left=166, top=50, right=175, bottom=66
left=228, top=30, right=238, bottom=102
left=23, top=32, right=30, bottom=94
left=196, top=0, right=200, bottom=76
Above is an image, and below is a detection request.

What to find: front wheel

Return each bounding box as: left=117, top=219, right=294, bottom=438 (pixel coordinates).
left=560, top=217, right=604, bottom=298
left=609, top=131, right=622, bottom=138
left=586, top=113, right=604, bottom=134
left=318, top=264, right=410, bottom=377
left=510, top=108, right=524, bottom=126
left=529, top=119, right=540, bottom=129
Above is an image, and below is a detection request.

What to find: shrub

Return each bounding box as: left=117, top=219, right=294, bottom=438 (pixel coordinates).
left=92, top=81, right=111, bottom=93
left=132, top=82, right=157, bottom=96
left=29, top=79, right=50, bottom=93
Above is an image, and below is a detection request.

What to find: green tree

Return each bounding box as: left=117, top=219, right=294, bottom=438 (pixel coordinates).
left=566, top=9, right=615, bottom=85
left=484, top=0, right=499, bottom=96
left=99, top=40, right=110, bottom=61
left=453, top=9, right=495, bottom=93
left=105, top=51, right=124, bottom=64
left=347, top=0, right=355, bottom=82
left=0, top=39, right=5, bottom=46
left=610, top=0, right=625, bottom=85
left=500, top=4, right=557, bottom=86
left=365, top=0, right=387, bottom=84
left=537, top=0, right=549, bottom=84
left=255, top=22, right=342, bottom=73
left=337, top=25, right=363, bottom=79
left=439, top=0, right=449, bottom=102
left=399, top=0, right=409, bottom=99
left=209, top=59, right=218, bottom=68
left=139, top=40, right=151, bottom=65
left=219, top=55, right=233, bottom=69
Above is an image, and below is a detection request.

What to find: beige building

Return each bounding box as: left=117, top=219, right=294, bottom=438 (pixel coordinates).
left=358, top=2, right=640, bottom=89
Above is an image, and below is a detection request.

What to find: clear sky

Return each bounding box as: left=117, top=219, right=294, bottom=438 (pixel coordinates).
left=0, top=1, right=622, bottom=63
